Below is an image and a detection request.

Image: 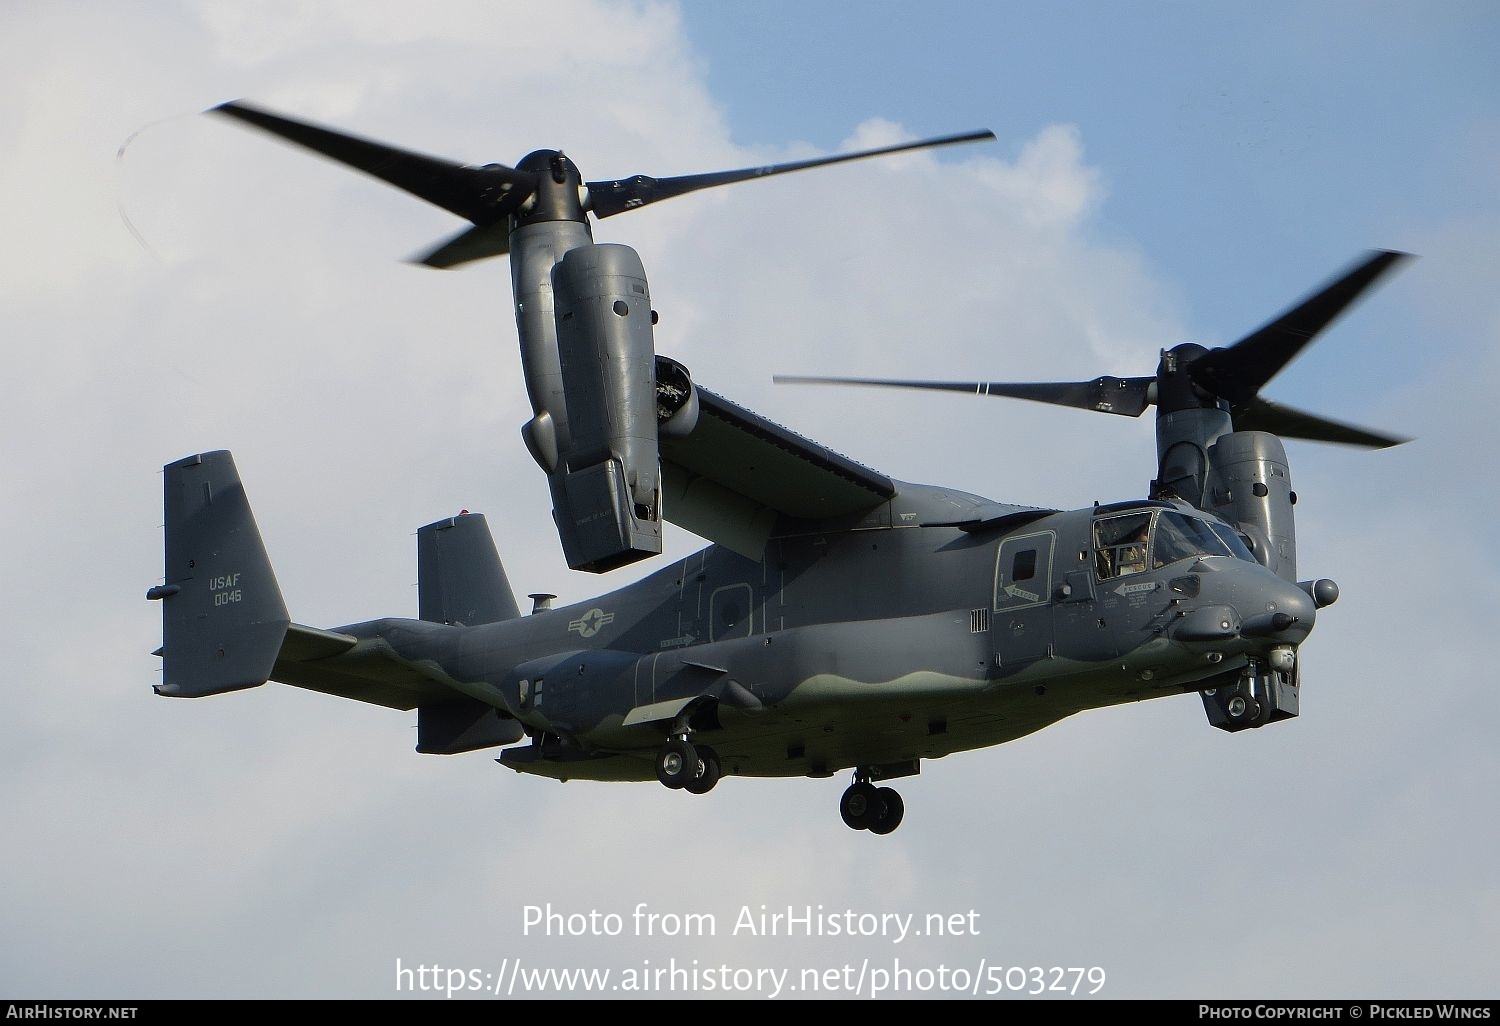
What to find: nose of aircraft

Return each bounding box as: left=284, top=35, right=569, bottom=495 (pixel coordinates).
left=1237, top=574, right=1319, bottom=646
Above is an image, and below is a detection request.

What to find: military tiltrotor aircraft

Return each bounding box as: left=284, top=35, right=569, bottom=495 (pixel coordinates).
left=148, top=100, right=1412, bottom=834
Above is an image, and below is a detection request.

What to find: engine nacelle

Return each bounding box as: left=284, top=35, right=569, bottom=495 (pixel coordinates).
left=1206, top=430, right=1297, bottom=582
left=654, top=355, right=699, bottom=438
left=548, top=243, right=663, bottom=572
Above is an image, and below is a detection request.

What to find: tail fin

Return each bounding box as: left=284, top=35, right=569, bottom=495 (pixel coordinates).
left=416, top=512, right=521, bottom=625
left=149, top=450, right=290, bottom=698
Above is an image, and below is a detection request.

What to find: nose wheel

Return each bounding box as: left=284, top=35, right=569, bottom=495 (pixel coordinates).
left=840, top=774, right=904, bottom=835
left=1225, top=693, right=1262, bottom=727
left=1203, top=660, right=1299, bottom=733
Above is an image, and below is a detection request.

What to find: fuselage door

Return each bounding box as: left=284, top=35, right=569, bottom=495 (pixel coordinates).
left=994, top=531, right=1056, bottom=667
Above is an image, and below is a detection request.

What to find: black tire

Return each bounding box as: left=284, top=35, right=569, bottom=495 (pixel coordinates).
left=1225, top=693, right=1261, bottom=727
left=684, top=745, right=722, bottom=794
left=656, top=738, right=700, bottom=790
left=868, top=787, right=905, bottom=835
left=840, top=781, right=880, bottom=830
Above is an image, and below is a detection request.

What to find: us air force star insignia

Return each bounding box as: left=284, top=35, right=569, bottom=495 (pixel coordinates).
left=569, top=607, right=615, bottom=638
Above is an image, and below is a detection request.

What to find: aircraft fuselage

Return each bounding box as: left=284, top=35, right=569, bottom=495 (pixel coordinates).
left=325, top=481, right=1315, bottom=783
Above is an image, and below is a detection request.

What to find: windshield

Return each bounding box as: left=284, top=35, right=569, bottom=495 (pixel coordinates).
left=1152, top=511, right=1249, bottom=566
left=1094, top=509, right=1254, bottom=578
left=1208, top=521, right=1256, bottom=561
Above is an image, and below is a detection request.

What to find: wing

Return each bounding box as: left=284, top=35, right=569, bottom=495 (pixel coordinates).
left=658, top=386, right=897, bottom=558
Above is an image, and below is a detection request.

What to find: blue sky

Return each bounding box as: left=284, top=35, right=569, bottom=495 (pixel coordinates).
left=690, top=1, right=1496, bottom=380
left=2, top=0, right=1497, bottom=1001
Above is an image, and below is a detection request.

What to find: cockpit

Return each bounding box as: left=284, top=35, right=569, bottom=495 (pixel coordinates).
left=1093, top=506, right=1255, bottom=580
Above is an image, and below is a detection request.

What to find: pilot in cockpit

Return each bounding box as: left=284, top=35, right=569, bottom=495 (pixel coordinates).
left=1117, top=522, right=1150, bottom=576
left=1095, top=512, right=1152, bottom=579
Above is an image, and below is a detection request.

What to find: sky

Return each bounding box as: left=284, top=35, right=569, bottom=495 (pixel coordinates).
left=3, top=0, right=1498, bottom=1002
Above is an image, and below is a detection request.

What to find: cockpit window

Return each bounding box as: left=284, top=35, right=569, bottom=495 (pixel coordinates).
left=1094, top=509, right=1252, bottom=579
left=1152, top=511, right=1241, bottom=566
left=1093, top=512, right=1152, bottom=579
left=1208, top=522, right=1257, bottom=561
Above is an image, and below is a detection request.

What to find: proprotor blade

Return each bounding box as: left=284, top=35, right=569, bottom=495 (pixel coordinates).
left=412, top=223, right=515, bottom=268
left=587, top=129, right=997, bottom=219
left=773, top=374, right=1155, bottom=417
left=210, top=100, right=538, bottom=228
left=1230, top=396, right=1410, bottom=449
left=1190, top=249, right=1414, bottom=404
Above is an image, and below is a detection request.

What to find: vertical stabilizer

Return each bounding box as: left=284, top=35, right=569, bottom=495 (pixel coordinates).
left=413, top=512, right=527, bottom=754
left=416, top=513, right=521, bottom=626
left=150, top=451, right=290, bottom=697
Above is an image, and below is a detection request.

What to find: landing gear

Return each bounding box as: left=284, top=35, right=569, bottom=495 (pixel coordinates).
left=1202, top=659, right=1300, bottom=733
left=1204, top=682, right=1269, bottom=731
left=840, top=774, right=905, bottom=835
left=684, top=745, right=721, bottom=794
left=655, top=737, right=722, bottom=794
left=840, top=780, right=880, bottom=829
left=868, top=788, right=904, bottom=835
left=655, top=738, right=700, bottom=789
left=1225, top=693, right=1262, bottom=728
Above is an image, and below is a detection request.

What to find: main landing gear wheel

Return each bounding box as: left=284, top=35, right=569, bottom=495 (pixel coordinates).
left=868, top=787, right=904, bottom=835
left=840, top=779, right=905, bottom=834
left=840, top=781, right=880, bottom=830
left=655, top=738, right=701, bottom=790
left=684, top=745, right=721, bottom=795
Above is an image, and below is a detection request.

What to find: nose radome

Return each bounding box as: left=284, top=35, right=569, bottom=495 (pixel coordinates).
left=1240, top=579, right=1318, bottom=643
